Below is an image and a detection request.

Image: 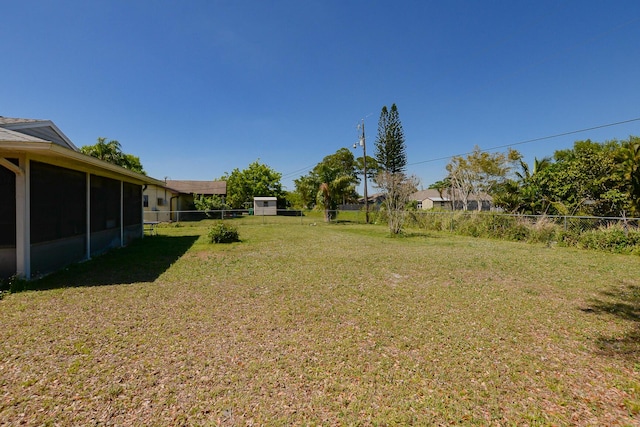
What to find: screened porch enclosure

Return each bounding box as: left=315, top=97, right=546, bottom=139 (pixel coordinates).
left=1, top=160, right=145, bottom=279
left=0, top=161, right=16, bottom=278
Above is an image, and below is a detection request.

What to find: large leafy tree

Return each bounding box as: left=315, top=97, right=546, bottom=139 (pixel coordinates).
left=221, top=160, right=284, bottom=209
left=446, top=146, right=519, bottom=211
left=80, top=137, right=145, bottom=174
left=294, top=148, right=359, bottom=221
left=539, top=140, right=625, bottom=216
left=355, top=155, right=381, bottom=181
left=493, top=138, right=637, bottom=217
left=374, top=104, right=406, bottom=174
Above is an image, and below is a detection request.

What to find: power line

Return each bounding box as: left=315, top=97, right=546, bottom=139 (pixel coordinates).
left=280, top=117, right=640, bottom=183
left=280, top=163, right=317, bottom=180
left=408, top=116, right=640, bottom=166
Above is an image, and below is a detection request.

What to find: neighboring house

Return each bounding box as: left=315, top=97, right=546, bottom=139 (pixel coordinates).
left=358, top=192, right=387, bottom=208
left=253, top=196, right=277, bottom=216
left=143, top=184, right=178, bottom=223
left=450, top=190, right=493, bottom=211
left=463, top=195, right=493, bottom=211
left=0, top=116, right=164, bottom=279
left=143, top=180, right=226, bottom=222
left=411, top=188, right=493, bottom=211
left=411, top=189, right=453, bottom=210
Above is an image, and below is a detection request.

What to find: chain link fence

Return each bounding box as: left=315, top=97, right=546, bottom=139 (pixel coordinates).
left=404, top=211, right=639, bottom=233
left=144, top=208, right=640, bottom=252
left=145, top=209, right=639, bottom=230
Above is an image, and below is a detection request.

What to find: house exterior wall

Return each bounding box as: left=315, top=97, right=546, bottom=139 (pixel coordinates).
left=123, top=224, right=142, bottom=245
left=417, top=198, right=453, bottom=211
left=143, top=184, right=172, bottom=222
left=0, top=249, right=16, bottom=278
left=31, top=235, right=85, bottom=276
left=422, top=199, right=434, bottom=210
left=452, top=199, right=492, bottom=211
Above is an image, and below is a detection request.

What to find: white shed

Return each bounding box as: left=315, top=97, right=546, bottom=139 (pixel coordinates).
left=253, top=196, right=277, bottom=216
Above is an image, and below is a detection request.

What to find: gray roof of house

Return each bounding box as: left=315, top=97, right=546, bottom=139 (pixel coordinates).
left=0, top=126, right=50, bottom=143
left=0, top=116, right=78, bottom=150
left=411, top=188, right=492, bottom=202
left=412, top=189, right=450, bottom=201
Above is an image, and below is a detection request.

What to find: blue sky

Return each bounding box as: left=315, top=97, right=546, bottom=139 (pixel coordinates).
left=3, top=0, right=640, bottom=191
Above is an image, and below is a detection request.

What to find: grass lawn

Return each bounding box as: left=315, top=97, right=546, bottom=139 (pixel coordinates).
left=2, top=217, right=640, bottom=425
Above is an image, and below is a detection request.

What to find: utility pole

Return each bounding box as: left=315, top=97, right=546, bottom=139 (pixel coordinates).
left=354, top=119, right=369, bottom=224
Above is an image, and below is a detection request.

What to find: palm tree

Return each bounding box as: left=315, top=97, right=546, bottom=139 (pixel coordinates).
left=81, top=137, right=123, bottom=163
left=428, top=178, right=451, bottom=201
left=316, top=174, right=356, bottom=222
left=514, top=157, right=551, bottom=214
left=619, top=137, right=640, bottom=215
left=80, top=137, right=145, bottom=174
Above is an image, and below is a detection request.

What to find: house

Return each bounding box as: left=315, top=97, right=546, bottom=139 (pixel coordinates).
left=359, top=192, right=387, bottom=208
left=411, top=188, right=493, bottom=211
left=411, top=189, right=453, bottom=210
left=0, top=116, right=164, bottom=279
left=253, top=197, right=277, bottom=216
left=142, top=183, right=177, bottom=223
left=143, top=180, right=226, bottom=222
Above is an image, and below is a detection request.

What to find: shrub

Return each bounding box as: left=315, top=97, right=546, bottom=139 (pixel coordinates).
left=575, top=225, right=640, bottom=253
left=527, top=216, right=559, bottom=244
left=555, top=224, right=640, bottom=254
left=207, top=222, right=240, bottom=244
left=0, top=275, right=28, bottom=295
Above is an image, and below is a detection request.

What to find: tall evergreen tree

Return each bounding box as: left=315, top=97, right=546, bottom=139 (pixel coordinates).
left=373, top=103, right=415, bottom=234
left=374, top=103, right=407, bottom=174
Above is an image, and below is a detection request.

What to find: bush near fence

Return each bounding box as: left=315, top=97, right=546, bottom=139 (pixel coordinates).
left=405, top=211, right=640, bottom=254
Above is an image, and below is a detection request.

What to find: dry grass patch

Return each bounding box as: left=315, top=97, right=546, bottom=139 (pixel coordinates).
left=1, top=219, right=640, bottom=425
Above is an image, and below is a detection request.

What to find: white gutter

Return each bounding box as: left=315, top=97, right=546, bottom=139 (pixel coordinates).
left=0, top=141, right=165, bottom=186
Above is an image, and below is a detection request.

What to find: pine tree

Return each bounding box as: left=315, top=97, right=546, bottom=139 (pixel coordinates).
left=373, top=103, right=415, bottom=234
left=374, top=103, right=407, bottom=174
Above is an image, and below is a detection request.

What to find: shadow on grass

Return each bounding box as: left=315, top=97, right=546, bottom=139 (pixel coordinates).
left=24, top=234, right=199, bottom=291
left=582, top=283, right=640, bottom=361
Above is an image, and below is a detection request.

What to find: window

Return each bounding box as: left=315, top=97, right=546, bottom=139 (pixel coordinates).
left=263, top=201, right=269, bottom=207
left=143, top=195, right=149, bottom=207
left=157, top=198, right=165, bottom=206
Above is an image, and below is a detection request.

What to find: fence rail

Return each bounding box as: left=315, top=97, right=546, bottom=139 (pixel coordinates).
left=144, top=209, right=639, bottom=231
left=405, top=211, right=639, bottom=233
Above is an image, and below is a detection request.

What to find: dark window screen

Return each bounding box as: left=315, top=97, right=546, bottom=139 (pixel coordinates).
left=0, top=160, right=17, bottom=246
left=30, top=161, right=87, bottom=243
left=123, top=182, right=142, bottom=226
left=91, top=175, right=120, bottom=232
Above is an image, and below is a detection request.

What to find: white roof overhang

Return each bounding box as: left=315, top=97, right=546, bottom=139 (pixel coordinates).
left=0, top=140, right=164, bottom=186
